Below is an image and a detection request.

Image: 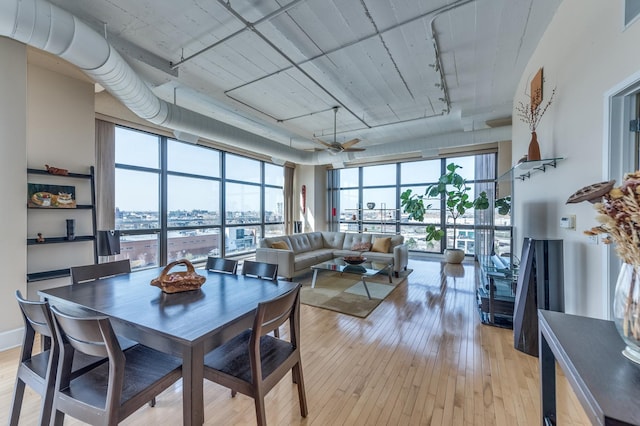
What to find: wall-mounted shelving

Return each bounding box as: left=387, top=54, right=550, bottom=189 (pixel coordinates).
left=500, top=158, right=564, bottom=181
left=26, top=166, right=97, bottom=282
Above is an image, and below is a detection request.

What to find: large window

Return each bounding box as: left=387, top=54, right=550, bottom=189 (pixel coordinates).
left=114, top=126, right=284, bottom=268
left=331, top=154, right=506, bottom=256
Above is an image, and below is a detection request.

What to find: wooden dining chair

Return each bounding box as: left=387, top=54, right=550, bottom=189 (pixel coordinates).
left=202, top=284, right=307, bottom=426
left=69, top=259, right=138, bottom=351
left=49, top=306, right=183, bottom=426
left=206, top=256, right=238, bottom=274
left=70, top=259, right=131, bottom=284
left=10, top=291, right=107, bottom=426
left=241, top=260, right=278, bottom=281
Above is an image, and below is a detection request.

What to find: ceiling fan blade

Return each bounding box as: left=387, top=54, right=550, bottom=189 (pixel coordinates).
left=343, top=147, right=366, bottom=152
left=312, top=138, right=333, bottom=148
left=341, top=138, right=361, bottom=149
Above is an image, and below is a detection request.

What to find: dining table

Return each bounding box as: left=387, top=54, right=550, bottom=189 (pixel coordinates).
left=38, top=266, right=299, bottom=426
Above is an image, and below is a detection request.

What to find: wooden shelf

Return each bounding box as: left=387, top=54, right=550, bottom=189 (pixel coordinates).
left=27, top=204, right=93, bottom=209
left=27, top=168, right=92, bottom=179
left=27, top=235, right=95, bottom=245
left=27, top=268, right=71, bottom=282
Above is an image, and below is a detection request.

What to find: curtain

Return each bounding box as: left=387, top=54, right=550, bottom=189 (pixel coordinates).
left=284, top=166, right=294, bottom=235
left=474, top=153, right=496, bottom=263
left=95, top=119, right=116, bottom=230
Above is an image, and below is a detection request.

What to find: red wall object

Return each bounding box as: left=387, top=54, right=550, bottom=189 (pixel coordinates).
left=301, top=185, right=306, bottom=214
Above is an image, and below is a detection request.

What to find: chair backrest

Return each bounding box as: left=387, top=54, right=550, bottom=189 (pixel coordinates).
left=15, top=290, right=55, bottom=342
left=50, top=306, right=120, bottom=359
left=253, top=284, right=301, bottom=341
left=242, top=260, right=278, bottom=281
left=70, top=259, right=131, bottom=284
left=206, top=257, right=238, bottom=274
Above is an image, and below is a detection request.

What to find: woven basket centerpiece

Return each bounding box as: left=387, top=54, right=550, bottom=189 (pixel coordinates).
left=151, top=259, right=206, bottom=293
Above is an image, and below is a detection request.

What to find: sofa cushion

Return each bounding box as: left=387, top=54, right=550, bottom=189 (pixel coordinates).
left=321, top=232, right=345, bottom=249
left=259, top=236, right=291, bottom=249
left=270, top=240, right=289, bottom=250
left=371, top=236, right=391, bottom=253
left=371, top=234, right=404, bottom=250
left=306, top=232, right=324, bottom=250
left=288, top=233, right=313, bottom=254
left=342, top=233, right=372, bottom=251
left=351, top=241, right=372, bottom=251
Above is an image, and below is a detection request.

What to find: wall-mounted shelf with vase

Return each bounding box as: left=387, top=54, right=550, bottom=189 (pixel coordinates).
left=500, top=157, right=564, bottom=181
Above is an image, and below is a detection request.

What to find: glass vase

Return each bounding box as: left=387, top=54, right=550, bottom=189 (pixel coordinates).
left=613, top=262, right=640, bottom=363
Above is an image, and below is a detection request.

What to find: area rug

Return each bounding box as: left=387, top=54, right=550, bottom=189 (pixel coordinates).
left=298, top=268, right=412, bottom=318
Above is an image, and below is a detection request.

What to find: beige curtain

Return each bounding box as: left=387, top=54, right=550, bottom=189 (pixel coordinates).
left=95, top=119, right=116, bottom=230
left=284, top=166, right=294, bottom=235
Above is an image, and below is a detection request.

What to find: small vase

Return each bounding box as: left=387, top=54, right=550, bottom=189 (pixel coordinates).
left=613, top=263, right=640, bottom=363
left=528, top=131, right=541, bottom=161
left=66, top=219, right=76, bottom=241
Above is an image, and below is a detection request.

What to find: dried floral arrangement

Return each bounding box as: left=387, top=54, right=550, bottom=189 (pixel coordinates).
left=515, top=86, right=556, bottom=132
left=568, top=173, right=640, bottom=265
left=567, top=173, right=640, bottom=343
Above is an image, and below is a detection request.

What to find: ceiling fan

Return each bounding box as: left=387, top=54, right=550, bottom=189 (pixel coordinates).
left=314, top=107, right=365, bottom=155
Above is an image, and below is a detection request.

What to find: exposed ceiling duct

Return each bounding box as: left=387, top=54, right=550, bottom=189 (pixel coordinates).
left=0, top=0, right=513, bottom=166
left=0, top=0, right=313, bottom=162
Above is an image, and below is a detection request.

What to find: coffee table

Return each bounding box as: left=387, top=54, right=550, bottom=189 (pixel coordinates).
left=310, top=258, right=393, bottom=299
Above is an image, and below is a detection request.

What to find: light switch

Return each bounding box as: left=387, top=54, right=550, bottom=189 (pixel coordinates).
left=560, top=215, right=575, bottom=229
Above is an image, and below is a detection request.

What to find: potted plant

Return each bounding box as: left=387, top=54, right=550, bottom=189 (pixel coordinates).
left=401, top=163, right=489, bottom=263
left=495, top=196, right=511, bottom=216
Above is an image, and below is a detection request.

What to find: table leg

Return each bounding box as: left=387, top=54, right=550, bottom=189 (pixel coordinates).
left=387, top=266, right=392, bottom=283
left=539, top=328, right=556, bottom=425
left=361, top=277, right=372, bottom=299
left=311, top=269, right=319, bottom=288
left=183, top=344, right=205, bottom=426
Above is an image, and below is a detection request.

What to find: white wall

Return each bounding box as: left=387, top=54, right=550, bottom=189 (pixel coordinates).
left=513, top=0, right=640, bottom=318
left=0, top=41, right=95, bottom=350
left=295, top=164, right=328, bottom=232
left=26, top=63, right=96, bottom=298
left=0, top=38, right=27, bottom=348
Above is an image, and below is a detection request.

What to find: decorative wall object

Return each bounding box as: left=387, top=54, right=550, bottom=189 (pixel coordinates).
left=301, top=185, right=306, bottom=214
left=28, top=183, right=76, bottom=208
left=516, top=67, right=556, bottom=162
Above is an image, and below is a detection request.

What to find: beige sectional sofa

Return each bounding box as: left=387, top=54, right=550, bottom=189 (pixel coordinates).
left=256, top=231, right=409, bottom=280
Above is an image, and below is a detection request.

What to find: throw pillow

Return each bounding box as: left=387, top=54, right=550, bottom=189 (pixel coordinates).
left=371, top=237, right=391, bottom=253
left=271, top=240, right=289, bottom=250
left=351, top=241, right=372, bottom=251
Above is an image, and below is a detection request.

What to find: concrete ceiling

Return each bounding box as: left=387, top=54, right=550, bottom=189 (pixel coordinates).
left=45, top=0, right=561, bottom=163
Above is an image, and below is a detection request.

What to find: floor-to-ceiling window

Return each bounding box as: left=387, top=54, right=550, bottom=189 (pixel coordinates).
left=331, top=153, right=508, bottom=256
left=114, top=126, right=283, bottom=269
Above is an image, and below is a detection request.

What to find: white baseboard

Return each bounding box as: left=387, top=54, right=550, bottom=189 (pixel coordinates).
left=0, top=326, right=23, bottom=352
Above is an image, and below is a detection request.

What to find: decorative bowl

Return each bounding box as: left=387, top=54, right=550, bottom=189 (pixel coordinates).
left=366, top=202, right=376, bottom=209
left=343, top=256, right=366, bottom=265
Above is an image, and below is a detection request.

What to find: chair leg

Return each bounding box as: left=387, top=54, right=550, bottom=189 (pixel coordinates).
left=38, top=380, right=56, bottom=426
left=231, top=389, right=237, bottom=397
left=9, top=379, right=25, bottom=426
left=293, top=363, right=308, bottom=417
left=274, top=327, right=280, bottom=338
left=148, top=397, right=156, bottom=407
left=254, top=392, right=267, bottom=426
left=52, top=409, right=65, bottom=426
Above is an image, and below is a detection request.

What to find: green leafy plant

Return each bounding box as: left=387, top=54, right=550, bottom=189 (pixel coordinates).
left=401, top=163, right=489, bottom=250
left=495, top=196, right=511, bottom=216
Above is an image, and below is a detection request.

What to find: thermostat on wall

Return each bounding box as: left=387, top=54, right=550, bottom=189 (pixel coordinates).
left=560, top=215, right=575, bottom=229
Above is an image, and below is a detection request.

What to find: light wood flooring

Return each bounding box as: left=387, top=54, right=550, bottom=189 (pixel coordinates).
left=0, top=257, right=590, bottom=425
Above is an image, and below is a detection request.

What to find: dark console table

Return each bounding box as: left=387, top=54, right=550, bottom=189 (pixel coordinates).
left=538, top=310, right=640, bottom=425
